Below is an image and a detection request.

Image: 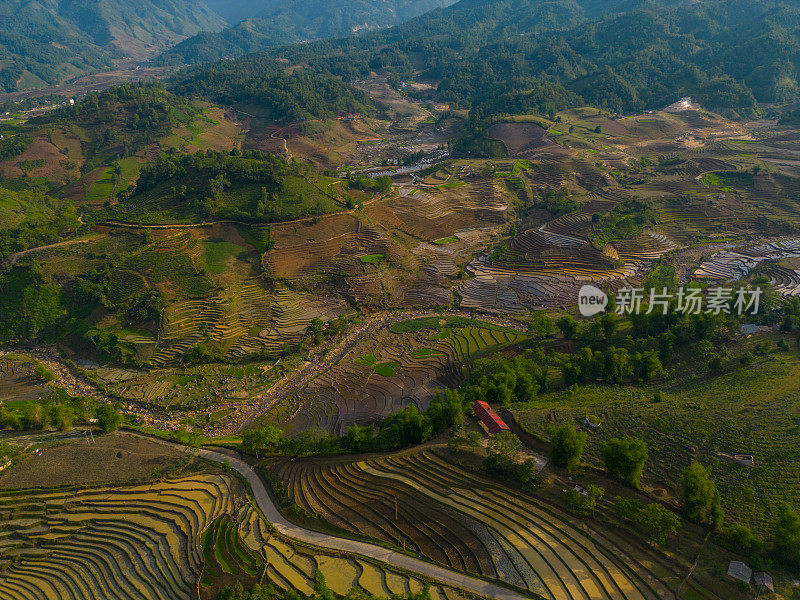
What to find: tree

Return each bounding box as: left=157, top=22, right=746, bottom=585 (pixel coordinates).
left=717, top=524, right=762, bottom=556
left=549, top=424, right=587, bottom=473
left=615, top=497, right=680, bottom=546
left=343, top=424, right=374, bottom=454
left=636, top=502, right=681, bottom=545
left=556, top=316, right=579, bottom=339
left=428, top=389, right=465, bottom=432
left=601, top=312, right=619, bottom=338
left=49, top=401, right=74, bottom=431
left=634, top=351, right=663, bottom=382
left=21, top=283, right=66, bottom=341
left=23, top=402, right=48, bottom=430
left=241, top=424, right=283, bottom=457
left=681, top=461, right=723, bottom=529
left=0, top=407, right=21, bottom=430
left=604, top=347, right=631, bottom=383
left=602, top=436, right=648, bottom=488
left=528, top=312, right=554, bottom=338
left=95, top=402, right=122, bottom=434
left=773, top=503, right=800, bottom=569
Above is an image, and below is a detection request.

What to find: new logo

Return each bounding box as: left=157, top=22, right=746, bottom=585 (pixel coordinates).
left=578, top=285, right=608, bottom=317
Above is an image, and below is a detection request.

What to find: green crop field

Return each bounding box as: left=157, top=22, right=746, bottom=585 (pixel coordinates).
left=373, top=361, right=399, bottom=377
left=513, top=349, right=800, bottom=533
left=432, top=235, right=459, bottom=245
left=360, top=253, right=386, bottom=264
left=202, top=239, right=244, bottom=273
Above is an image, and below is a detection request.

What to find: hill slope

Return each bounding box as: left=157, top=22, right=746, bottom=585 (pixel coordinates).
left=260, top=0, right=799, bottom=116
left=0, top=0, right=225, bottom=92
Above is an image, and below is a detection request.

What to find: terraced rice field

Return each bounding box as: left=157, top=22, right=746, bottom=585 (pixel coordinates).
left=109, top=362, right=273, bottom=409
left=263, top=456, right=500, bottom=579
left=240, top=531, right=473, bottom=600
left=381, top=183, right=508, bottom=242
left=0, top=474, right=238, bottom=600
left=223, top=498, right=477, bottom=600
left=459, top=203, right=678, bottom=311
left=149, top=282, right=346, bottom=366
left=199, top=514, right=263, bottom=596
left=263, top=450, right=685, bottom=600
left=361, top=451, right=677, bottom=600
left=694, top=239, right=800, bottom=290
left=262, top=321, right=527, bottom=434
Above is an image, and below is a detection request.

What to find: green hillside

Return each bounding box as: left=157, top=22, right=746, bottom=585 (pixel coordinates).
left=34, top=83, right=199, bottom=166
left=96, top=149, right=351, bottom=224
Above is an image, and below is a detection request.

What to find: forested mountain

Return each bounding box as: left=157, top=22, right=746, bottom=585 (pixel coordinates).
left=170, top=57, right=374, bottom=122
left=241, top=0, right=800, bottom=117
left=0, top=0, right=225, bottom=92
left=158, top=0, right=457, bottom=65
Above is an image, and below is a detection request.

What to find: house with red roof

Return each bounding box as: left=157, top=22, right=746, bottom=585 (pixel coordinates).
left=472, top=401, right=510, bottom=434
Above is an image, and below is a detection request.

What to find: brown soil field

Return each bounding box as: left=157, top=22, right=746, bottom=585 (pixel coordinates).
left=59, top=166, right=109, bottom=205
left=270, top=212, right=361, bottom=248
left=0, top=432, right=197, bottom=489
left=487, top=122, right=556, bottom=157
left=0, top=137, right=72, bottom=182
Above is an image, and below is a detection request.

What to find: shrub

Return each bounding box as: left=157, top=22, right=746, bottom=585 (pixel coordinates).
left=241, top=424, right=283, bottom=457
left=773, top=503, right=800, bottom=569
left=96, top=402, right=122, bottom=434
left=564, top=484, right=604, bottom=516
left=717, top=524, right=763, bottom=556
left=615, top=496, right=680, bottom=545
left=681, top=461, right=724, bottom=530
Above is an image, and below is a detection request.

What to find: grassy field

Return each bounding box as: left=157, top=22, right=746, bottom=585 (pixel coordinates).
left=84, top=166, right=115, bottom=203
left=513, top=344, right=800, bottom=534
left=202, top=238, right=245, bottom=274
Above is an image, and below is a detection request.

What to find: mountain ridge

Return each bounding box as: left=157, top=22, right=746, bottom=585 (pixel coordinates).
left=0, top=0, right=225, bottom=92
left=158, top=0, right=458, bottom=65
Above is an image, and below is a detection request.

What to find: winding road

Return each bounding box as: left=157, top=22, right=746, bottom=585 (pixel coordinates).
left=3, top=235, right=103, bottom=268
left=192, top=444, right=533, bottom=600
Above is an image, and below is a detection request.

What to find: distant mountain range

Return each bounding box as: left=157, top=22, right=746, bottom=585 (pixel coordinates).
left=201, top=0, right=455, bottom=27
left=158, top=0, right=457, bottom=65
left=0, top=0, right=456, bottom=92
left=0, top=0, right=225, bottom=92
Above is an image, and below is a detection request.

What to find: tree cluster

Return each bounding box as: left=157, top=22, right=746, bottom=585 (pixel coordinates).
left=241, top=389, right=465, bottom=458
left=462, top=356, right=548, bottom=407
left=170, top=56, right=374, bottom=123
